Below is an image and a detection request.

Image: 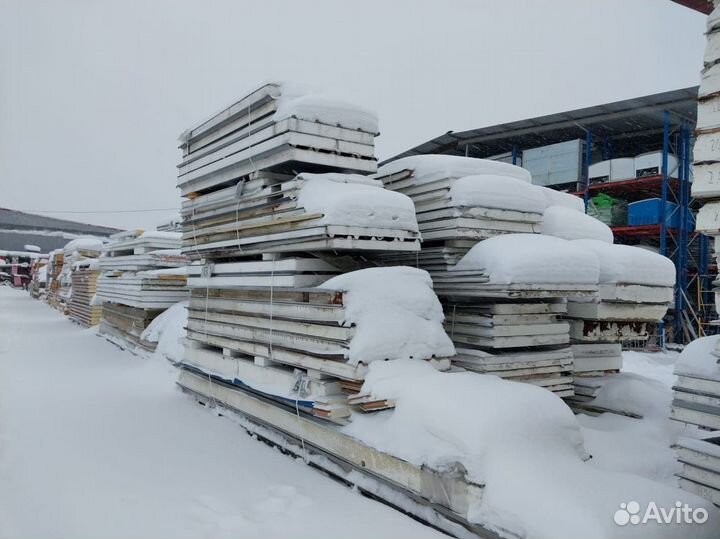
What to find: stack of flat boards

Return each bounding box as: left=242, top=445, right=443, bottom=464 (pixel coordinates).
left=177, top=82, right=378, bottom=198
left=99, top=303, right=164, bottom=353
left=674, top=436, right=720, bottom=507
left=68, top=261, right=102, bottom=327
left=46, top=250, right=64, bottom=309
left=374, top=157, right=542, bottom=243
left=180, top=172, right=420, bottom=260
left=444, top=299, right=585, bottom=397
left=96, top=271, right=188, bottom=309
left=97, top=230, right=188, bottom=352
left=183, top=283, right=451, bottom=422
left=670, top=354, right=720, bottom=505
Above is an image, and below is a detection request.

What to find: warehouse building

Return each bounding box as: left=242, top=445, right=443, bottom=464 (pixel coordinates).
left=0, top=208, right=120, bottom=253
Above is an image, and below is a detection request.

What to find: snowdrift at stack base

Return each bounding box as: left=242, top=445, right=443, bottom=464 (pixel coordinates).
left=542, top=205, right=614, bottom=243
left=452, top=233, right=600, bottom=285
left=343, top=360, right=720, bottom=539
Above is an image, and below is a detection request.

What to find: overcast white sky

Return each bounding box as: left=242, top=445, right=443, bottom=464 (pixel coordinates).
left=0, top=0, right=707, bottom=230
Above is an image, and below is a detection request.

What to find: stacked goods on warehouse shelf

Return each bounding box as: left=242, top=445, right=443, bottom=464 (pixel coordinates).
left=68, top=259, right=102, bottom=326
left=437, top=234, right=599, bottom=397
left=176, top=83, right=454, bottom=422
left=670, top=336, right=720, bottom=506
left=95, top=230, right=188, bottom=353
left=695, top=5, right=720, bottom=312
left=46, top=249, right=64, bottom=308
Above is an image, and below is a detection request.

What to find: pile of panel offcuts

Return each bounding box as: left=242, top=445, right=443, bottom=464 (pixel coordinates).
left=374, top=155, right=675, bottom=400
left=175, top=82, right=452, bottom=422
left=95, top=230, right=188, bottom=353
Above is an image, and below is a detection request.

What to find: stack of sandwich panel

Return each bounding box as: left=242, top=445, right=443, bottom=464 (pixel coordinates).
left=45, top=250, right=64, bottom=309
left=181, top=171, right=420, bottom=260
left=429, top=234, right=599, bottom=397
left=694, top=7, right=720, bottom=313
left=372, top=155, right=544, bottom=271
left=68, top=260, right=102, bottom=327
left=96, top=230, right=188, bottom=352
left=176, top=86, right=458, bottom=423
left=447, top=301, right=577, bottom=396
left=59, top=239, right=104, bottom=315
left=670, top=335, right=720, bottom=506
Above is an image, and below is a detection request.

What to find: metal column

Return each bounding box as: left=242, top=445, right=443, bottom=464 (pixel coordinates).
left=584, top=129, right=592, bottom=211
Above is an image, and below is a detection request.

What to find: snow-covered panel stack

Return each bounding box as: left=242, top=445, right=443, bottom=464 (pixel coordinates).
left=439, top=234, right=600, bottom=397
left=181, top=172, right=419, bottom=260
left=374, top=155, right=544, bottom=272
left=45, top=250, right=64, bottom=308
left=59, top=237, right=104, bottom=316
left=671, top=336, right=720, bottom=506
left=564, top=240, right=675, bottom=374
left=68, top=259, right=102, bottom=327
left=96, top=230, right=188, bottom=353
left=176, top=86, right=457, bottom=422
left=694, top=6, right=720, bottom=316
left=182, top=267, right=454, bottom=421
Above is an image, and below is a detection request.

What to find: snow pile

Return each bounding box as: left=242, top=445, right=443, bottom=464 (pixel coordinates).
left=139, top=231, right=182, bottom=242
left=448, top=175, right=545, bottom=213
left=542, top=205, right=614, bottom=243
left=141, top=301, right=188, bottom=363
left=378, top=154, right=531, bottom=185
left=319, top=267, right=454, bottom=365
left=675, top=334, right=720, bottom=381
left=344, top=360, right=719, bottom=539
left=534, top=185, right=585, bottom=212
left=578, top=350, right=683, bottom=487
left=453, top=234, right=600, bottom=285
left=296, top=173, right=418, bottom=232
left=23, top=244, right=41, bottom=252
left=273, top=86, right=379, bottom=134
left=63, top=236, right=104, bottom=255
left=573, top=239, right=676, bottom=286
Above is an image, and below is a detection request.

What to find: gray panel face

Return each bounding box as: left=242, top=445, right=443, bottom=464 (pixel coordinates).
left=522, top=139, right=584, bottom=186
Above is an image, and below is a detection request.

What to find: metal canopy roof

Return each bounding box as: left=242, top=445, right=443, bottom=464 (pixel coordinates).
left=384, top=86, right=698, bottom=164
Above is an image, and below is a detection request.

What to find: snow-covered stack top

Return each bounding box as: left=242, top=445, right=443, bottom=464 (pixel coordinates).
left=63, top=237, right=104, bottom=256
left=377, top=154, right=531, bottom=185
left=73, top=259, right=100, bottom=271
left=453, top=234, right=600, bottom=285
left=448, top=175, right=545, bottom=214
left=534, top=185, right=586, bottom=212
left=541, top=205, right=614, bottom=243
left=296, top=173, right=419, bottom=232
left=319, top=267, right=455, bottom=365
left=572, top=240, right=675, bottom=287
left=675, top=335, right=720, bottom=382
left=179, top=81, right=379, bottom=144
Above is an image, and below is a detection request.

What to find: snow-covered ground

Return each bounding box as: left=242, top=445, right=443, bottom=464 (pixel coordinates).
left=0, top=287, right=444, bottom=539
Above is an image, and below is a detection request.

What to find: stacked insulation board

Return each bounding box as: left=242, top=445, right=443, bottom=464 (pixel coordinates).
left=671, top=336, right=720, bottom=507
left=68, top=260, right=102, bottom=327
left=175, top=84, right=454, bottom=424
left=45, top=250, right=63, bottom=308
left=96, top=230, right=188, bottom=353
left=374, top=155, right=601, bottom=397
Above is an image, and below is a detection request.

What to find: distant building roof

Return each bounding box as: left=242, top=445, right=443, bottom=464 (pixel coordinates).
left=0, top=208, right=120, bottom=253
left=383, top=86, right=698, bottom=164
